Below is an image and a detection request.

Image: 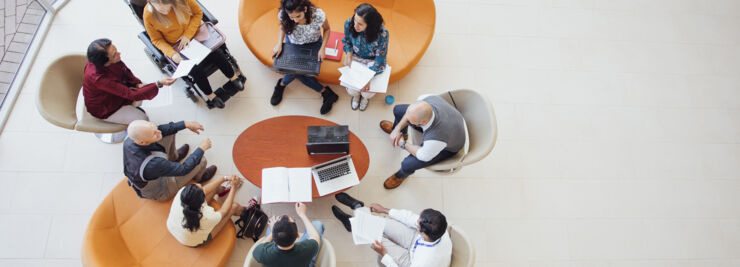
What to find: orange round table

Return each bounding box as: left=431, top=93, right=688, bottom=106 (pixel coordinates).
left=233, top=115, right=369, bottom=198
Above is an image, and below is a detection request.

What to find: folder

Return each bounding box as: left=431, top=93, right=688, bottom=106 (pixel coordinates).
left=324, top=31, right=344, bottom=61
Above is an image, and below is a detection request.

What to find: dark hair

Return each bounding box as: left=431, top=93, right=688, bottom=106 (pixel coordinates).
left=87, top=38, right=112, bottom=68
left=279, top=0, right=315, bottom=36
left=419, top=209, right=447, bottom=241
left=180, top=184, right=205, bottom=232
left=349, top=3, right=384, bottom=43
left=272, top=215, right=298, bottom=247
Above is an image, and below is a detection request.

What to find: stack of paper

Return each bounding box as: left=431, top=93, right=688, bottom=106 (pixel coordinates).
left=260, top=167, right=313, bottom=204
left=338, top=61, right=392, bottom=93
left=171, top=40, right=212, bottom=78
left=350, top=207, right=387, bottom=245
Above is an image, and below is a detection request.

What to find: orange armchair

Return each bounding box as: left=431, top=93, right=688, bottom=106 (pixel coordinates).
left=238, top=0, right=436, bottom=85
left=82, top=179, right=236, bottom=267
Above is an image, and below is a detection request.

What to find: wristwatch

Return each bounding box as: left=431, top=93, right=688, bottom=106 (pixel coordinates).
left=399, top=140, right=406, bottom=149
left=155, top=80, right=162, bottom=88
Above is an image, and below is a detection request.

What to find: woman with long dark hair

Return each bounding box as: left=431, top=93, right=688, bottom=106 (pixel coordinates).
left=166, top=174, right=246, bottom=247
left=144, top=0, right=245, bottom=109
left=341, top=3, right=389, bottom=111
left=270, top=0, right=339, bottom=115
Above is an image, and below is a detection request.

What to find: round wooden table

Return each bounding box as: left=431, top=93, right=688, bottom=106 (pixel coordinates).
left=233, top=115, right=369, bottom=198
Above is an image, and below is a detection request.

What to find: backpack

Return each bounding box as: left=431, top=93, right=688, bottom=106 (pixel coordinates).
left=235, top=204, right=268, bottom=242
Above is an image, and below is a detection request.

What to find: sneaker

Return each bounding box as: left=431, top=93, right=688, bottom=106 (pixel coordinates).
left=271, top=79, right=286, bottom=106
left=331, top=205, right=352, bottom=232
left=320, top=86, right=338, bottom=114
left=359, top=97, right=369, bottom=111
left=350, top=96, right=360, bottom=110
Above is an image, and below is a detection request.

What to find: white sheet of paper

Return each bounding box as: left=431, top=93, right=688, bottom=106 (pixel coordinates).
left=350, top=208, right=387, bottom=245
left=338, top=61, right=375, bottom=90
left=369, top=65, right=391, bottom=93
left=179, top=40, right=211, bottom=63
left=140, top=83, right=173, bottom=108
left=288, top=168, right=312, bottom=203
left=261, top=167, right=289, bottom=204
left=171, top=59, right=197, bottom=79
left=325, top=47, right=339, bottom=57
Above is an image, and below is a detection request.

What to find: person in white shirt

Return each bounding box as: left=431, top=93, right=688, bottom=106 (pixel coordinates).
left=379, top=94, right=467, bottom=189
left=331, top=192, right=452, bottom=267
left=166, top=174, right=245, bottom=247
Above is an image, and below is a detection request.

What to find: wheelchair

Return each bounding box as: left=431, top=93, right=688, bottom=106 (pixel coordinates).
left=125, top=0, right=245, bottom=108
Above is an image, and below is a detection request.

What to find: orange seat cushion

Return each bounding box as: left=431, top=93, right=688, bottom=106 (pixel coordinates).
left=238, top=0, right=436, bottom=85
left=82, top=179, right=236, bottom=267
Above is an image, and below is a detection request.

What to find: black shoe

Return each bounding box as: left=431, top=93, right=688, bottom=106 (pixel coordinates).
left=175, top=144, right=189, bottom=162
left=236, top=74, right=246, bottom=91
left=331, top=205, right=352, bottom=232
left=226, top=75, right=245, bottom=92
left=206, top=96, right=225, bottom=109
left=320, top=86, right=338, bottom=115
left=199, top=165, right=217, bottom=183
left=271, top=79, right=286, bottom=106
left=335, top=192, right=363, bottom=209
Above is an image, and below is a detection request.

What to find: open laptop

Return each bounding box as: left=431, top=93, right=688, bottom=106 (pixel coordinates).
left=306, top=125, right=350, bottom=155
left=311, top=155, right=360, bottom=196
left=272, top=42, right=321, bottom=76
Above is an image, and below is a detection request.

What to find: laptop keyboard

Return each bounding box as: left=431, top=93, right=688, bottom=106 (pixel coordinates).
left=278, top=56, right=316, bottom=70
left=317, top=161, right=351, bottom=183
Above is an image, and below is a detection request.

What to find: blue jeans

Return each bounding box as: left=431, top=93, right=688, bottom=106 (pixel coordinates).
left=392, top=104, right=458, bottom=178
left=266, top=220, right=325, bottom=267
left=282, top=37, right=324, bottom=92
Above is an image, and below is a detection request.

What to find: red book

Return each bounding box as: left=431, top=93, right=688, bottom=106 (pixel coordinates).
left=324, top=31, right=344, bottom=61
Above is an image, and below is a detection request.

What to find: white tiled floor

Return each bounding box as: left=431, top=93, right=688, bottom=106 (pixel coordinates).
left=1, top=0, right=740, bottom=266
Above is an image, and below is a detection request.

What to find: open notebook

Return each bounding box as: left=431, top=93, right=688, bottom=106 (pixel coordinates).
left=260, top=167, right=313, bottom=204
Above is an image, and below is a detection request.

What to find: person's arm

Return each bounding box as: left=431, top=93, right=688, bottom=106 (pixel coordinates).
left=142, top=148, right=204, bottom=179
left=369, top=28, right=389, bottom=74
left=143, top=12, right=178, bottom=59
left=295, top=202, right=320, bottom=246
left=272, top=20, right=285, bottom=58
left=404, top=140, right=446, bottom=161
left=388, top=209, right=421, bottom=228
left=216, top=175, right=241, bottom=217
left=183, top=0, right=203, bottom=40
left=379, top=253, right=400, bottom=267
left=318, top=11, right=330, bottom=61
left=157, top=121, right=186, bottom=136
left=90, top=74, right=159, bottom=101
left=342, top=18, right=353, bottom=66
left=119, top=63, right=143, bottom=87
left=389, top=113, right=410, bottom=147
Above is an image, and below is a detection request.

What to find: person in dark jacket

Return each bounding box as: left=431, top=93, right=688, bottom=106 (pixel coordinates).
left=83, top=38, right=175, bottom=124
left=123, top=120, right=217, bottom=201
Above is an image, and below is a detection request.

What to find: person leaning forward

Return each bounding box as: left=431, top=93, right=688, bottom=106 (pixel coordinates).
left=123, top=120, right=218, bottom=201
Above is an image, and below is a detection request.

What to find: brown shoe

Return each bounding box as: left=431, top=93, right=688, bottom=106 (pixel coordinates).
left=175, top=144, right=189, bottom=162
left=199, top=165, right=217, bottom=183
left=380, top=120, right=394, bottom=134
left=383, top=174, right=405, bottom=189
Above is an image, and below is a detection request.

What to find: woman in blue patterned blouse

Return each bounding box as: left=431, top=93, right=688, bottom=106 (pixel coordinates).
left=342, top=3, right=389, bottom=111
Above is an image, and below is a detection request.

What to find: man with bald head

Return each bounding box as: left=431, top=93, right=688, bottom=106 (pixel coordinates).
left=379, top=94, right=466, bottom=189
left=123, top=120, right=217, bottom=201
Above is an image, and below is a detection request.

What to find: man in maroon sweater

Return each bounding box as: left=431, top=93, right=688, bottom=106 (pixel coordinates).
left=83, top=38, right=175, bottom=124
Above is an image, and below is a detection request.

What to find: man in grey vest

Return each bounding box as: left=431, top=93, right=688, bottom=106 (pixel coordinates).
left=123, top=120, right=217, bottom=201
left=379, top=94, right=466, bottom=189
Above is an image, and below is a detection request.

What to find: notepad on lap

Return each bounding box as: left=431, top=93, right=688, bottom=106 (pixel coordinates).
left=261, top=167, right=313, bottom=204
left=350, top=208, right=387, bottom=245
left=338, top=61, right=391, bottom=93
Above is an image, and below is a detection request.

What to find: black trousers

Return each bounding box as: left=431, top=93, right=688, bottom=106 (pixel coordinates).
left=189, top=48, right=234, bottom=95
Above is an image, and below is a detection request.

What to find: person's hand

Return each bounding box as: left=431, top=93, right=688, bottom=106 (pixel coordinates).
left=184, top=121, right=204, bottom=134
left=136, top=83, right=143, bottom=88
left=389, top=129, right=403, bottom=147
left=360, top=82, right=370, bottom=92
left=371, top=240, right=387, bottom=256
left=227, top=175, right=243, bottom=189
left=318, top=48, right=325, bottom=61
left=198, top=138, right=212, bottom=151
left=172, top=53, right=182, bottom=64
left=176, top=36, right=190, bottom=51
left=158, top=78, right=176, bottom=86
left=369, top=203, right=389, bottom=214
left=295, top=202, right=307, bottom=217
left=272, top=43, right=283, bottom=58
left=343, top=56, right=352, bottom=66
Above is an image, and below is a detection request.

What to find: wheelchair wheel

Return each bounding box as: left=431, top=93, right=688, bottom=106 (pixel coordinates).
left=185, top=86, right=199, bottom=103
left=143, top=47, right=168, bottom=74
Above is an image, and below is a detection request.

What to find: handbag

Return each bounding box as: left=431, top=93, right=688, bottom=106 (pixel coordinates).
left=193, top=22, right=226, bottom=50
left=234, top=204, right=268, bottom=242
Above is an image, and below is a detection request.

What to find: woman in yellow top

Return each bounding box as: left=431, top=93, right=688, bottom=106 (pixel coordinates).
left=143, top=0, right=244, bottom=109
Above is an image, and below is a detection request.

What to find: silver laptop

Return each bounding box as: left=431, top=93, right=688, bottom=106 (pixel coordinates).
left=311, top=155, right=360, bottom=196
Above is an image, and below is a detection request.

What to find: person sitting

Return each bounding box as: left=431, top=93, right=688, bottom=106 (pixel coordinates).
left=270, top=0, right=338, bottom=115
left=123, top=120, right=217, bottom=201
left=83, top=38, right=175, bottom=124
left=379, top=94, right=466, bottom=189
left=341, top=3, right=389, bottom=111
left=167, top=174, right=247, bottom=247
left=143, top=0, right=245, bottom=109
left=253, top=202, right=324, bottom=267
left=331, top=193, right=452, bottom=267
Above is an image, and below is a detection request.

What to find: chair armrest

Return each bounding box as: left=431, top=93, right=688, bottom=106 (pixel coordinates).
left=196, top=0, right=218, bottom=25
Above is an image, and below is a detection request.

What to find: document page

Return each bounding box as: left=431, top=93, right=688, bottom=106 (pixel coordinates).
left=261, top=167, right=289, bottom=204
left=350, top=207, right=387, bottom=245
left=288, top=168, right=313, bottom=203
left=338, top=61, right=375, bottom=90
left=171, top=59, right=197, bottom=79
left=369, top=65, right=391, bottom=93
left=179, top=40, right=211, bottom=63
